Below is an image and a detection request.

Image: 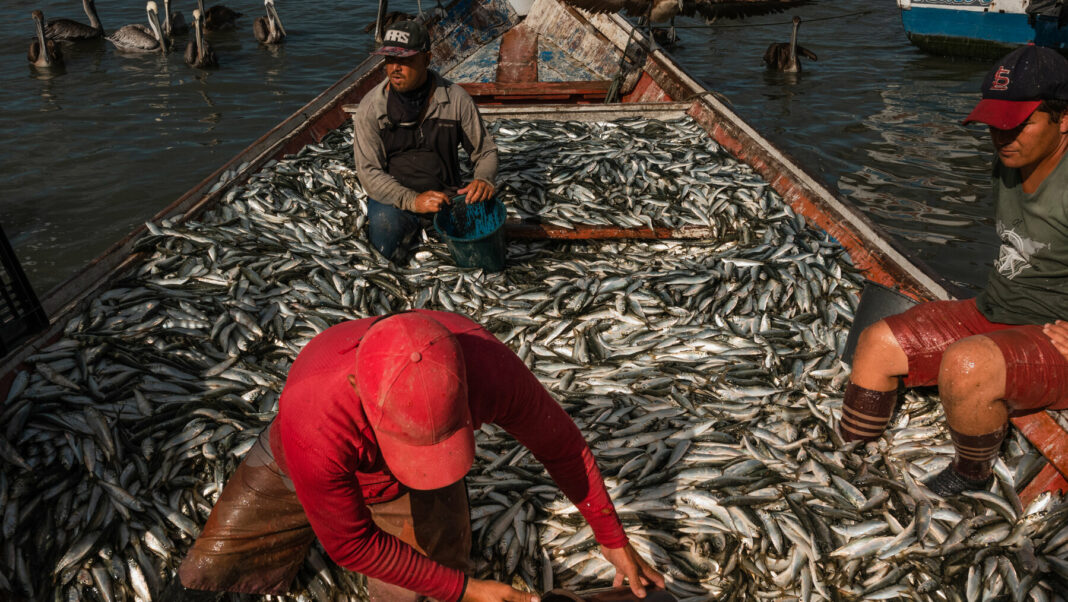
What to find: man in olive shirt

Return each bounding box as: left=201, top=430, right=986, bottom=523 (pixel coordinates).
left=839, top=45, right=1068, bottom=496
left=352, top=20, right=497, bottom=262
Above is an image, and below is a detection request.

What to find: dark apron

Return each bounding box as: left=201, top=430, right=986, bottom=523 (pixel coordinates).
left=177, top=423, right=472, bottom=599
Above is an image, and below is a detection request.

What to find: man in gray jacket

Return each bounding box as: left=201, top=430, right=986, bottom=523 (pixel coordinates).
left=353, top=20, right=498, bottom=261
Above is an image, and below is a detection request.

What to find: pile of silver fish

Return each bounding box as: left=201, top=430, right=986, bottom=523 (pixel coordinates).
left=1, top=116, right=1066, bottom=602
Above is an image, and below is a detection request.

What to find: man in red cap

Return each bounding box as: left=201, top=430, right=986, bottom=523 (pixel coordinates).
left=839, top=44, right=1068, bottom=497
left=352, top=19, right=498, bottom=262
left=161, top=310, right=664, bottom=601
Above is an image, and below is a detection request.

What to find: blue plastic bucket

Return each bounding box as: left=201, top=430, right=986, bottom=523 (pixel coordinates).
left=433, top=196, right=507, bottom=272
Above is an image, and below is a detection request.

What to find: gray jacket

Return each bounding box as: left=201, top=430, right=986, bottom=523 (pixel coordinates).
left=352, top=71, right=498, bottom=212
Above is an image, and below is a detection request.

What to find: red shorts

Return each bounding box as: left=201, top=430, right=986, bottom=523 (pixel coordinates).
left=884, top=298, right=1068, bottom=411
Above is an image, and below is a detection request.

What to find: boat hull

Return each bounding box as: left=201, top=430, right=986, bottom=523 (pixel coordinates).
left=898, top=0, right=1068, bottom=59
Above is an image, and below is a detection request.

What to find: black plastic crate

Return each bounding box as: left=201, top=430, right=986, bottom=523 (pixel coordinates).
left=0, top=225, right=48, bottom=357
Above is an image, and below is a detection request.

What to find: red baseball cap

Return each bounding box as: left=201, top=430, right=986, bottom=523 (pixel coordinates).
left=963, top=44, right=1068, bottom=130
left=355, top=313, right=474, bottom=490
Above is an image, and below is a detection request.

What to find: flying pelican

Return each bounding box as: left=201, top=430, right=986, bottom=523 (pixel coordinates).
left=763, top=16, right=816, bottom=72
left=185, top=9, right=218, bottom=67
left=197, top=0, right=242, bottom=31
left=253, top=0, right=286, bottom=44
left=45, top=0, right=104, bottom=41
left=106, top=1, right=167, bottom=54
left=162, top=0, right=188, bottom=37
left=29, top=11, right=64, bottom=68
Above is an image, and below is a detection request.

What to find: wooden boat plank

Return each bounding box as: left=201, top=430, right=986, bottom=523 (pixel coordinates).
left=497, top=24, right=539, bottom=83
left=505, top=222, right=720, bottom=240
left=1019, top=461, right=1068, bottom=505
left=1013, top=412, right=1068, bottom=501
left=431, top=0, right=521, bottom=74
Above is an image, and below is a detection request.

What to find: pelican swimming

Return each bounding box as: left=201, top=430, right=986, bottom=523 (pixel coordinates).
left=763, top=15, right=817, bottom=73
left=106, top=1, right=167, bottom=53
left=253, top=0, right=285, bottom=44
left=29, top=11, right=64, bottom=68
left=162, top=0, right=188, bottom=37
left=45, top=0, right=104, bottom=41
left=197, top=0, right=242, bottom=31
left=185, top=9, right=218, bottom=67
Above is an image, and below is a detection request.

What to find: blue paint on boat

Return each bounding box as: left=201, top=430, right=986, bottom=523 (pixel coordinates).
left=538, top=42, right=601, bottom=82
left=444, top=38, right=503, bottom=82
left=898, top=0, right=1068, bottom=58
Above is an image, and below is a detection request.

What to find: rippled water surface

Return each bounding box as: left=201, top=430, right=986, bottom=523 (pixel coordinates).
left=3, top=0, right=1000, bottom=296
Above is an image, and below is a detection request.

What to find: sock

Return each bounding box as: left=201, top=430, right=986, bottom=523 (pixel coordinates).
left=839, top=383, right=898, bottom=442
left=948, top=423, right=1008, bottom=481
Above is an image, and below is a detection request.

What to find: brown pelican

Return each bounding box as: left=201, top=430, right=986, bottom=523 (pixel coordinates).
left=29, top=11, right=64, bottom=68
left=45, top=0, right=104, bottom=41
left=197, top=0, right=242, bottom=31
left=185, top=9, right=218, bottom=67
left=162, top=0, right=188, bottom=37
left=253, top=0, right=286, bottom=44
left=763, top=16, right=816, bottom=72
left=106, top=1, right=167, bottom=54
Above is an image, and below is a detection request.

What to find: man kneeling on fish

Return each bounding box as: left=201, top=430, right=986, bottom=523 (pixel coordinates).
left=161, top=311, right=663, bottom=601
left=840, top=45, right=1068, bottom=497
left=353, top=19, right=498, bottom=262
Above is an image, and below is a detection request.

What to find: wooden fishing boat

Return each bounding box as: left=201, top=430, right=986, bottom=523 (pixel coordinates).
left=2, top=0, right=1066, bottom=503
left=897, top=0, right=1068, bottom=59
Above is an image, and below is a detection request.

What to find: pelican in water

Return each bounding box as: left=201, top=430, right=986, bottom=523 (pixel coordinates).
left=29, top=11, right=64, bottom=68
left=185, top=9, right=218, bottom=67
left=197, top=0, right=242, bottom=31
left=253, top=0, right=285, bottom=44
left=763, top=16, right=816, bottom=72
left=45, top=0, right=104, bottom=41
left=162, top=0, right=188, bottom=37
left=106, top=1, right=167, bottom=54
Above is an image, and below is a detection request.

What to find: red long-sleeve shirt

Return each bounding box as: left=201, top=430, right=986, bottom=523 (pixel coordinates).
left=272, top=310, right=626, bottom=601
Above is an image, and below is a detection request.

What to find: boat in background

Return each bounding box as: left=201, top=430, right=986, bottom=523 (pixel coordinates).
left=897, top=0, right=1068, bottom=59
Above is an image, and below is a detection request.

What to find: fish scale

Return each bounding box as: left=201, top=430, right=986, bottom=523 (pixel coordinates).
left=0, top=117, right=1064, bottom=601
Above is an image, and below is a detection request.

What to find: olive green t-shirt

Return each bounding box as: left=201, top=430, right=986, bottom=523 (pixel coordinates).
left=976, top=154, right=1068, bottom=324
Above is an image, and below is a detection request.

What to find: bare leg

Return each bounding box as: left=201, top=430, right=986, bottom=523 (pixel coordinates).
left=850, top=320, right=909, bottom=391
left=925, top=335, right=1009, bottom=495
left=839, top=320, right=909, bottom=442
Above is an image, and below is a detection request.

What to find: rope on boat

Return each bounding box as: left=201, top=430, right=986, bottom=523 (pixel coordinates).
left=606, top=22, right=643, bottom=104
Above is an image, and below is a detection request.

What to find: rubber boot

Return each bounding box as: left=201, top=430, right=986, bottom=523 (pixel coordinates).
left=923, top=424, right=1007, bottom=497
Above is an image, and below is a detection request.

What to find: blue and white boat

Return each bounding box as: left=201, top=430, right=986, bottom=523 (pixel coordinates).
left=897, top=0, right=1068, bottom=59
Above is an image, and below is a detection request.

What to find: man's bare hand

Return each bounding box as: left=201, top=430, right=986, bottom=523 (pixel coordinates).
left=413, top=190, right=450, bottom=213
left=1043, top=320, right=1068, bottom=359
left=461, top=578, right=539, bottom=602
left=601, top=543, right=665, bottom=598
left=458, top=179, right=495, bottom=204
